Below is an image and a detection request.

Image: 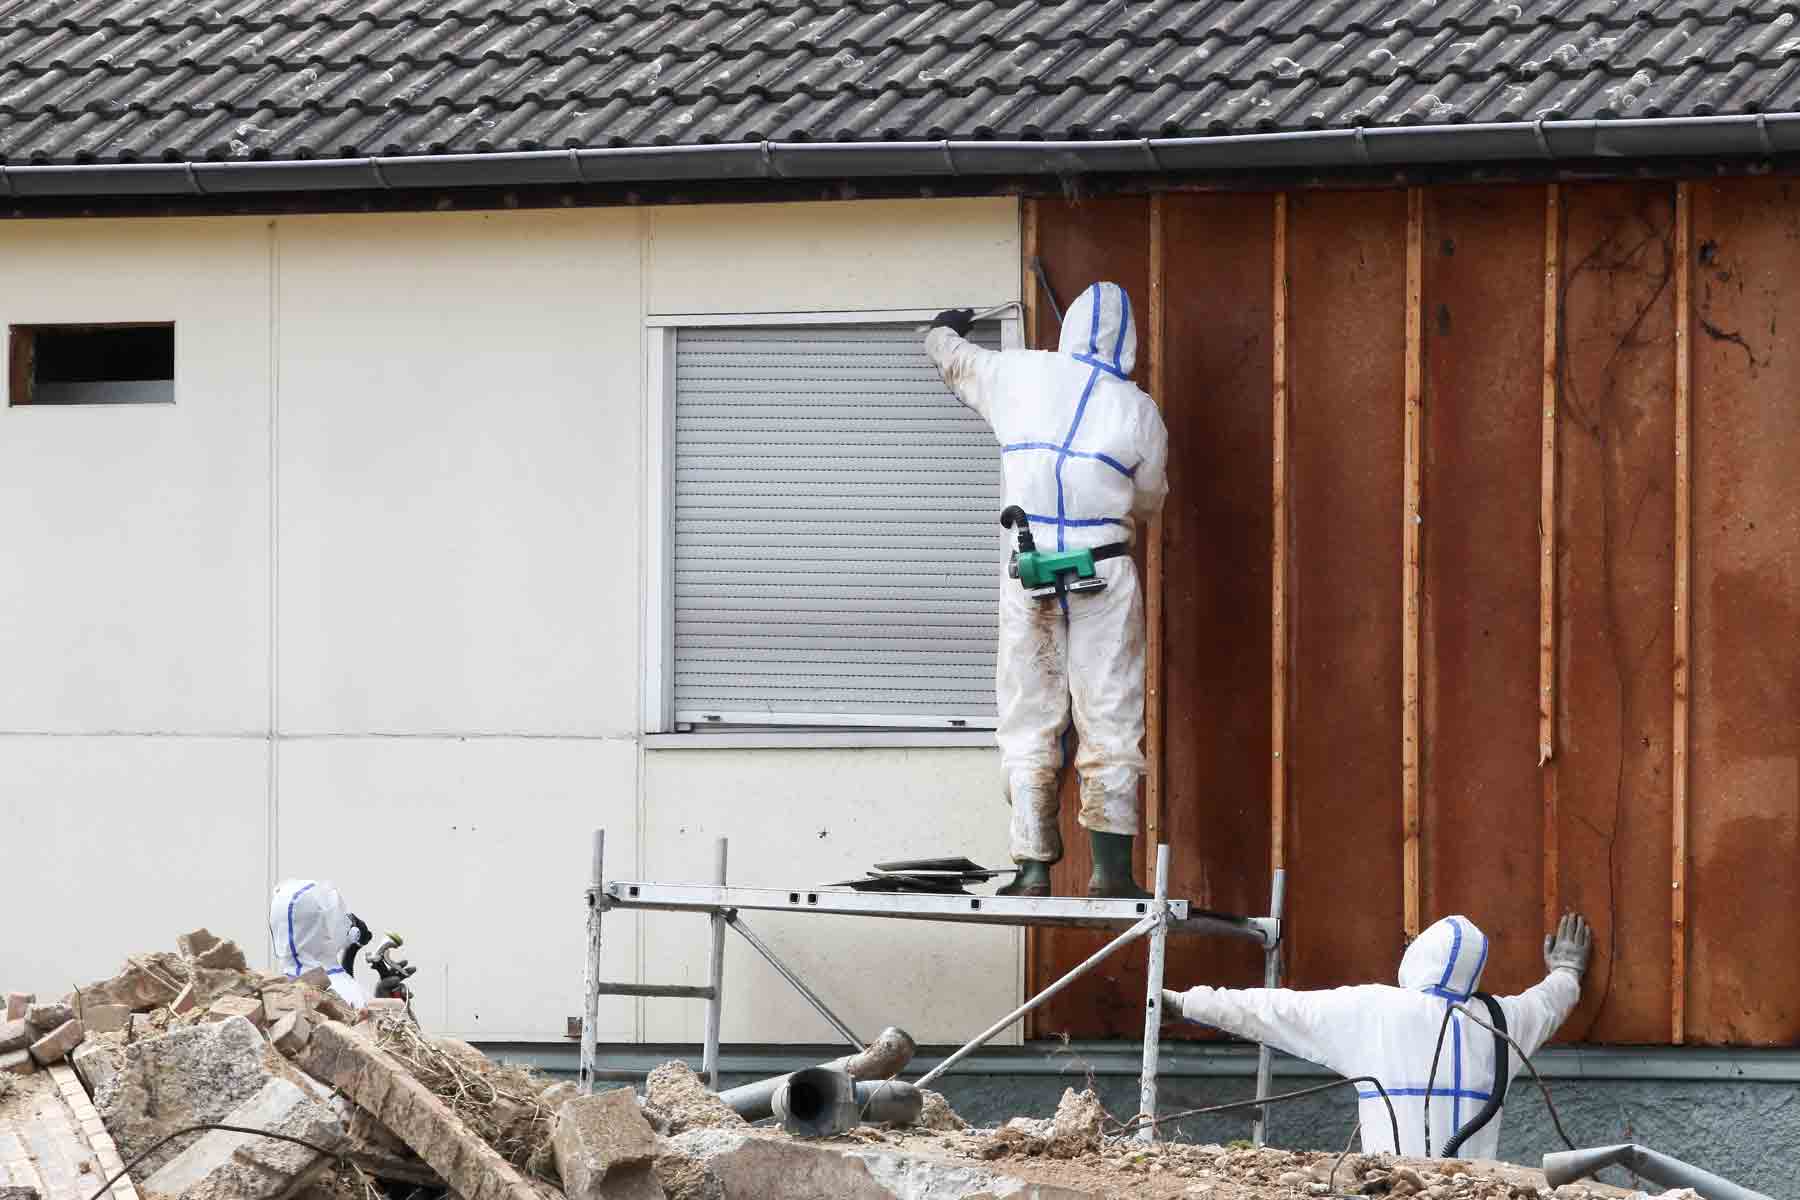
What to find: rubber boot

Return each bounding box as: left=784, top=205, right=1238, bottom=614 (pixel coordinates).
left=1086, top=831, right=1151, bottom=899
left=998, top=860, right=1054, bottom=897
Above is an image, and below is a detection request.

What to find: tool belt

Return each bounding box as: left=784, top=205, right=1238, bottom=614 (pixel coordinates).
left=1088, top=542, right=1130, bottom=563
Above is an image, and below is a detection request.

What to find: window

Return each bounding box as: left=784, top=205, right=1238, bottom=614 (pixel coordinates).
left=8, top=323, right=175, bottom=406
left=648, top=313, right=1016, bottom=732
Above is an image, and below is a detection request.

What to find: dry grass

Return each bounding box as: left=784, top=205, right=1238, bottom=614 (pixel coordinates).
left=370, top=1014, right=560, bottom=1179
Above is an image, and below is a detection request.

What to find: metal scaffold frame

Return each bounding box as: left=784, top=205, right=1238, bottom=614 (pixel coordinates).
left=579, top=828, right=1287, bottom=1143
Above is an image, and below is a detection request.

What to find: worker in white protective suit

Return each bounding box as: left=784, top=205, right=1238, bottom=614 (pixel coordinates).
left=270, top=878, right=371, bottom=1009
left=925, top=284, right=1168, bottom=898
left=1164, top=912, right=1592, bottom=1160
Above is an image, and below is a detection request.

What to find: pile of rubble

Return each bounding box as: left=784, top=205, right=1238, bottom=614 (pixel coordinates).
left=0, top=934, right=1706, bottom=1200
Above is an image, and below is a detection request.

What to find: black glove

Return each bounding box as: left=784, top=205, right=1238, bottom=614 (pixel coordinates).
left=930, top=307, right=976, bottom=337
left=340, top=913, right=372, bottom=976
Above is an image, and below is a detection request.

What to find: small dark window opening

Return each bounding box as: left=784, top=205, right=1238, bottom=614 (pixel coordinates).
left=9, top=323, right=175, bottom=406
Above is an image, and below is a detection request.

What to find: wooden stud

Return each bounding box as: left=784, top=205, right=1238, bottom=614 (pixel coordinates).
left=1270, top=193, right=1290, bottom=876
left=1402, top=188, right=1424, bottom=939
left=1671, top=182, right=1693, bottom=1046
left=1145, top=194, right=1167, bottom=876
left=7, top=325, right=32, bottom=407
left=1540, top=184, right=1562, bottom=932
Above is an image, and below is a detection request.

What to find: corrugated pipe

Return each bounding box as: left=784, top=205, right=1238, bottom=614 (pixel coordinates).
left=1542, top=1144, right=1772, bottom=1200
left=3, top=113, right=1799, bottom=199
left=718, top=1025, right=915, bottom=1122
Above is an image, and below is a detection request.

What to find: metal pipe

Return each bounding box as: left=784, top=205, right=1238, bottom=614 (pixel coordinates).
left=718, top=1026, right=917, bottom=1121
left=1543, top=1145, right=1771, bottom=1200
left=1137, top=843, right=1172, bottom=1143
left=10, top=112, right=1800, bottom=200
left=1252, top=867, right=1287, bottom=1147
left=703, top=837, right=728, bottom=1089
left=770, top=1069, right=927, bottom=1137
left=579, top=829, right=604, bottom=1095
left=916, top=914, right=1157, bottom=1088
left=726, top=914, right=863, bottom=1049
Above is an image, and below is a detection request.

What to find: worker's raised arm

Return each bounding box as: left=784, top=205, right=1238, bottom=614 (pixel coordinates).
left=924, top=310, right=1004, bottom=422
left=1164, top=984, right=1385, bottom=1079
left=1498, top=912, right=1590, bottom=1055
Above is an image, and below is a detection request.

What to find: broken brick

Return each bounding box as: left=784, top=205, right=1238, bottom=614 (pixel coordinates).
left=177, top=928, right=223, bottom=959
left=4, top=993, right=30, bottom=1021
left=0, top=1048, right=34, bottom=1075
left=80, top=1002, right=130, bottom=1034
left=194, top=939, right=249, bottom=972
left=24, top=1002, right=73, bottom=1033
left=27, top=1018, right=84, bottom=1066
left=270, top=1010, right=313, bottom=1057
left=0, top=1019, right=30, bottom=1055
left=206, top=996, right=265, bottom=1027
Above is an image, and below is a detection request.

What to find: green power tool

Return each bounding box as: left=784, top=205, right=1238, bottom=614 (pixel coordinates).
left=1001, top=506, right=1109, bottom=602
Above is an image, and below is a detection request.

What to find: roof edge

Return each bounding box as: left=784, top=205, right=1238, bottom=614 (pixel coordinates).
left=2, top=115, right=1794, bottom=199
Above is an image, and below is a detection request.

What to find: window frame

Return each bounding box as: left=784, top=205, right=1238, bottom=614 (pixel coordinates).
left=642, top=306, right=1022, bottom=739
left=7, top=321, right=177, bottom=407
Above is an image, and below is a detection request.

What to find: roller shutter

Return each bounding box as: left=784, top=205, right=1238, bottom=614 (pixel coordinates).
left=672, top=322, right=1004, bottom=728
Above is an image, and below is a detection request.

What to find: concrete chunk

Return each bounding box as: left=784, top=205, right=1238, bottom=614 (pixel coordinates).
left=4, top=994, right=31, bottom=1021
left=554, top=1088, right=662, bottom=1200
left=80, top=1002, right=130, bottom=1034
left=659, top=1129, right=1099, bottom=1200
left=193, top=939, right=249, bottom=972
left=206, top=995, right=265, bottom=1027
left=0, top=1019, right=31, bottom=1054
left=79, top=953, right=188, bottom=1011
left=298, top=967, right=331, bottom=991
left=262, top=983, right=307, bottom=1026
left=0, top=1048, right=34, bottom=1075
left=23, top=1002, right=73, bottom=1034
left=301, top=1020, right=541, bottom=1200
left=270, top=1010, right=314, bottom=1057
left=98, top=1014, right=318, bottom=1180
left=177, top=928, right=223, bottom=959
left=143, top=1076, right=344, bottom=1200
left=27, top=1019, right=84, bottom=1066
left=72, top=1037, right=125, bottom=1098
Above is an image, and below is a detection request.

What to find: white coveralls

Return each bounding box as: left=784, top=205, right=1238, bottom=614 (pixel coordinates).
left=269, top=878, right=369, bottom=1009
left=1172, top=916, right=1580, bottom=1160
left=926, top=283, right=1169, bottom=863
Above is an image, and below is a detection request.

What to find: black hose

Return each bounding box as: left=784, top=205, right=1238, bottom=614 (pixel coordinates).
left=86, top=1122, right=345, bottom=1200
left=1449, top=1001, right=1579, bottom=1154
left=1115, top=1074, right=1402, bottom=1157
left=1441, top=994, right=1509, bottom=1157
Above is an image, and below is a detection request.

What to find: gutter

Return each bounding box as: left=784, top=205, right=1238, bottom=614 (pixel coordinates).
left=0, top=113, right=1795, bottom=200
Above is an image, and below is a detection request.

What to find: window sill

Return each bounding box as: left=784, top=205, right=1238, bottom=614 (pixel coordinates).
left=643, top=730, right=997, bottom=750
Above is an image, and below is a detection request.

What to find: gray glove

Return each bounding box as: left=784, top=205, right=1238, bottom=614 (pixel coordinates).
left=1543, top=912, right=1592, bottom=976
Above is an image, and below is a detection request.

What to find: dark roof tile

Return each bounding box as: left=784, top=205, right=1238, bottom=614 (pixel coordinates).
left=3, top=0, right=1799, bottom=164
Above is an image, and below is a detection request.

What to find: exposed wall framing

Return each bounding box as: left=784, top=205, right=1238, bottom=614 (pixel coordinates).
left=1270, top=193, right=1290, bottom=878
left=1401, top=187, right=1425, bottom=940
left=1145, top=195, right=1168, bottom=874
left=1670, top=182, right=1692, bottom=1046
left=1541, top=184, right=1562, bottom=932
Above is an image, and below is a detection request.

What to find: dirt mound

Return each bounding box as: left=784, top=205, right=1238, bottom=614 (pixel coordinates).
left=916, top=1088, right=969, bottom=1132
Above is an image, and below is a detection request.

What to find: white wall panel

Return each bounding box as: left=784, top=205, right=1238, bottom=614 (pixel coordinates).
left=640, top=746, right=1014, bottom=1045
left=648, top=198, right=1020, bottom=316
left=0, top=219, right=272, bottom=733
left=0, top=736, right=270, bottom=989
left=277, top=735, right=638, bottom=1042
left=275, top=211, right=642, bottom=737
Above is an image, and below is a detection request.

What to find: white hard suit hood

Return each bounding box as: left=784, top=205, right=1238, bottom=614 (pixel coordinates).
left=1057, top=281, right=1137, bottom=378
left=1398, top=915, right=1491, bottom=1000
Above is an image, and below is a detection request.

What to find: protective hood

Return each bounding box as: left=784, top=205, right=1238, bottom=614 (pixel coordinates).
left=271, top=878, right=355, bottom=979
left=1057, top=281, right=1137, bottom=379
left=1398, top=915, right=1490, bottom=1000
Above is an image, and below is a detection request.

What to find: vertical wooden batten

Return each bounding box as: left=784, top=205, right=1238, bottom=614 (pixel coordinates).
left=1671, top=182, right=1693, bottom=1046
left=1270, top=193, right=1291, bottom=877
left=1145, top=195, right=1167, bottom=875
left=1402, top=187, right=1424, bottom=939
left=1023, top=199, right=1041, bottom=350
left=1541, top=184, right=1562, bottom=931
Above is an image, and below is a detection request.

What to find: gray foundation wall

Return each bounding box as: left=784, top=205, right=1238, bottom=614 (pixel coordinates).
left=487, top=1042, right=1800, bottom=1197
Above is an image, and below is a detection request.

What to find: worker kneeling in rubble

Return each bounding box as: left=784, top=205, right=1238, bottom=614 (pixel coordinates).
left=925, top=284, right=1168, bottom=899
left=1165, top=912, right=1592, bottom=1160
left=270, top=878, right=372, bottom=1009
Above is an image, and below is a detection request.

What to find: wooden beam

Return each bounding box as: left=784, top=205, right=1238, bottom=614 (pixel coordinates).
left=1541, top=184, right=1562, bottom=932
left=1270, top=192, right=1290, bottom=875
left=1145, top=194, right=1167, bottom=875
left=1671, top=182, right=1693, bottom=1046
left=1402, top=187, right=1424, bottom=939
